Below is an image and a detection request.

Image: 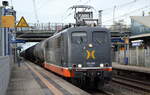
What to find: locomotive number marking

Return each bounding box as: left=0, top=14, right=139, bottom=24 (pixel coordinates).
left=86, top=50, right=96, bottom=59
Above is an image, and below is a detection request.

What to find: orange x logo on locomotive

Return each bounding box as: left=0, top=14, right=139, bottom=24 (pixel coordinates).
left=86, top=50, right=96, bottom=59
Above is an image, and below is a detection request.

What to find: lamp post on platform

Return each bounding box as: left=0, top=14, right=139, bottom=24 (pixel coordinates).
left=124, top=36, right=129, bottom=65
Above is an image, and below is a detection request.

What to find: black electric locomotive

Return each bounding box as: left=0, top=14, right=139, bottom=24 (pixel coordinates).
left=22, top=26, right=112, bottom=88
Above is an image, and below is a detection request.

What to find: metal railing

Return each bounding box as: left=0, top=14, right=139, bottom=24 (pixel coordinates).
left=112, top=47, right=150, bottom=67
left=16, top=23, right=67, bottom=33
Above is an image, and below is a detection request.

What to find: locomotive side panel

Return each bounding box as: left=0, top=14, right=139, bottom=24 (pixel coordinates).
left=44, top=32, right=73, bottom=77
left=45, top=35, right=61, bottom=66
left=34, top=42, right=45, bottom=64
left=25, top=46, right=36, bottom=62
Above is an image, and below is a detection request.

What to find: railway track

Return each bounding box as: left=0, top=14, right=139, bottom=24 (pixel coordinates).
left=102, top=90, right=114, bottom=95
left=112, top=76, right=150, bottom=92
left=87, top=89, right=114, bottom=95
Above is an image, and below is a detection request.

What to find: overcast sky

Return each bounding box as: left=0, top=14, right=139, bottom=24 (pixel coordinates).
left=1, top=0, right=149, bottom=25
left=2, top=0, right=149, bottom=25
left=2, top=0, right=148, bottom=50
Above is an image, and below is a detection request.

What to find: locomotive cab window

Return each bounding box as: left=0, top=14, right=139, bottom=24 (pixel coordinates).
left=93, top=32, right=107, bottom=45
left=72, top=32, right=87, bottom=44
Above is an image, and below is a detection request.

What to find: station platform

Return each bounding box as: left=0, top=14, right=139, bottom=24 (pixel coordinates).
left=6, top=60, right=90, bottom=95
left=112, top=62, right=150, bottom=74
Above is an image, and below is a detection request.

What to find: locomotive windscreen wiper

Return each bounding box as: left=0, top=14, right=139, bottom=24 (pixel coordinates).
left=77, top=37, right=86, bottom=44
left=96, top=39, right=102, bottom=44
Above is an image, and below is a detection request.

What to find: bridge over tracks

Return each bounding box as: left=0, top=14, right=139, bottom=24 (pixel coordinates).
left=16, top=23, right=67, bottom=42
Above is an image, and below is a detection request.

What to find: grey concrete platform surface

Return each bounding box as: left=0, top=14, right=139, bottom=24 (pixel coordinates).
left=113, top=62, right=150, bottom=74
left=6, top=61, right=46, bottom=95
left=0, top=56, right=11, bottom=95
left=26, top=61, right=90, bottom=95
left=6, top=60, right=90, bottom=95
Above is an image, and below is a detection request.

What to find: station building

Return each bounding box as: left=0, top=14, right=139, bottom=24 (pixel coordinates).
left=130, top=16, right=150, bottom=48
left=113, top=16, right=150, bottom=67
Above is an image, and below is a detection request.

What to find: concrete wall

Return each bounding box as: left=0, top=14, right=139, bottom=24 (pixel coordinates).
left=0, top=56, right=11, bottom=95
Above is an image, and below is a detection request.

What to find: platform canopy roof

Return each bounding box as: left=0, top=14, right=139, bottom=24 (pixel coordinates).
left=130, top=33, right=150, bottom=39
left=130, top=16, right=150, bottom=28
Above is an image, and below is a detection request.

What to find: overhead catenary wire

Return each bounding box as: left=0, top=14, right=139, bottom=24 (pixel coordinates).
left=32, top=0, right=39, bottom=23
left=103, top=5, right=150, bottom=24
left=69, top=0, right=140, bottom=24
left=63, top=0, right=136, bottom=23
left=62, top=0, right=91, bottom=22
left=83, top=0, right=92, bottom=5
left=102, top=0, right=139, bottom=15
left=102, top=0, right=148, bottom=24
left=10, top=0, right=13, bottom=6
left=37, top=0, right=53, bottom=10
left=116, top=0, right=138, bottom=9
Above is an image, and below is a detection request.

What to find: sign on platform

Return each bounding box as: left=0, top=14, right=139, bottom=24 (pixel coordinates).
left=124, top=37, right=129, bottom=44
left=16, top=17, right=29, bottom=27
left=111, top=38, right=124, bottom=43
left=1, top=16, right=15, bottom=28
left=132, top=42, right=141, bottom=47
left=11, top=39, right=26, bottom=43
left=131, top=40, right=143, bottom=47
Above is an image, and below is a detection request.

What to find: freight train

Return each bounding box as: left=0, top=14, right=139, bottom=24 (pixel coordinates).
left=21, top=26, right=112, bottom=88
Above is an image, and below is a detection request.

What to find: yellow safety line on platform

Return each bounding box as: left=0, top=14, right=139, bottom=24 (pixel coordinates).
left=25, top=63, right=64, bottom=95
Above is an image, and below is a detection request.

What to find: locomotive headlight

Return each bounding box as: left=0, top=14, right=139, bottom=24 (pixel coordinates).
left=88, top=44, right=93, bottom=48
left=100, top=64, right=104, bottom=67
left=78, top=64, right=82, bottom=68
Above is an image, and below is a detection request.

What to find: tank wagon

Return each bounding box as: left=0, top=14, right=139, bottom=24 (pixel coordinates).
left=21, top=26, right=112, bottom=88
